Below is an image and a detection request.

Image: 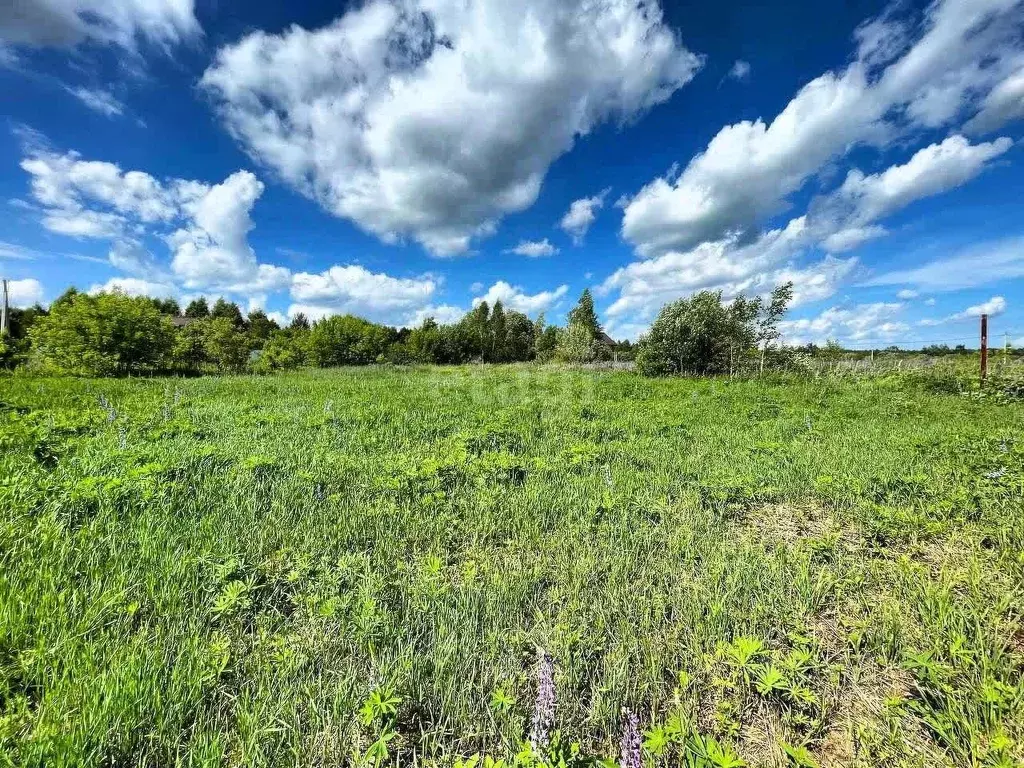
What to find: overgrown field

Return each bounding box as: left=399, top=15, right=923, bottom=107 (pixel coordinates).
left=1, top=367, right=1022, bottom=767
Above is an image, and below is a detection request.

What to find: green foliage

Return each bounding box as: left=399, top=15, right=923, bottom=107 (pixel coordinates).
left=211, top=297, right=245, bottom=328
left=147, top=297, right=181, bottom=316
left=3, top=279, right=626, bottom=375
left=566, top=289, right=602, bottom=340
left=202, top=316, right=251, bottom=372
left=556, top=322, right=599, bottom=364
left=246, top=309, right=279, bottom=345
left=251, top=330, right=305, bottom=373
left=451, top=301, right=537, bottom=363
left=780, top=741, right=819, bottom=767
left=533, top=314, right=560, bottom=362
left=1, top=303, right=48, bottom=369
left=185, top=297, right=210, bottom=318
left=29, top=291, right=174, bottom=375
left=636, top=283, right=793, bottom=377
left=308, top=314, right=394, bottom=366
left=553, top=290, right=604, bottom=364
left=172, top=319, right=207, bottom=371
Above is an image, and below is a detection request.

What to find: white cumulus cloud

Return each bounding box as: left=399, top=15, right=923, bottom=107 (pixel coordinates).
left=964, top=66, right=1024, bottom=135
left=621, top=0, right=1024, bottom=258
left=17, top=138, right=460, bottom=324
left=471, top=280, right=568, bottom=316
left=727, top=60, right=751, bottom=81
left=599, top=1, right=1023, bottom=337
left=821, top=225, right=888, bottom=253
left=921, top=295, right=1007, bottom=325
left=779, top=302, right=909, bottom=346
left=169, top=171, right=291, bottom=293
left=5, top=278, right=45, bottom=307
left=505, top=239, right=559, bottom=258
left=599, top=216, right=857, bottom=329
left=200, top=0, right=700, bottom=256
left=961, top=295, right=1006, bottom=318
left=289, top=265, right=440, bottom=325
left=21, top=149, right=181, bottom=232
left=559, top=188, right=611, bottom=244
left=814, top=135, right=1013, bottom=251
left=405, top=304, right=466, bottom=326
left=19, top=144, right=290, bottom=295
left=88, top=277, right=178, bottom=299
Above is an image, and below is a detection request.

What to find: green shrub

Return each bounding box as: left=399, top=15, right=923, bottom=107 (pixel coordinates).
left=29, top=291, right=173, bottom=376
left=251, top=331, right=305, bottom=373
left=636, top=284, right=792, bottom=377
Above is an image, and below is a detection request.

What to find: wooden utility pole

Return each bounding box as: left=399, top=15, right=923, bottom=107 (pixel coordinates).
left=1, top=279, right=8, bottom=337
left=980, top=313, right=988, bottom=382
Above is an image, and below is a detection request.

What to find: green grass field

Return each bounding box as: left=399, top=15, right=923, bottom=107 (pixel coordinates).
left=2, top=367, right=1022, bottom=767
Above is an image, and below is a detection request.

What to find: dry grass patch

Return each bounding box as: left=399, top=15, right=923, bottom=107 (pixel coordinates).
left=738, top=502, right=861, bottom=553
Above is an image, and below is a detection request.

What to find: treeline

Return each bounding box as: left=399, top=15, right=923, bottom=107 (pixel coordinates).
left=1, top=287, right=636, bottom=376
left=1, top=282, right=811, bottom=378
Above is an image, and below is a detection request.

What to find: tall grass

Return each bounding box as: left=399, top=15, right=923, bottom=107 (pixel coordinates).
left=1, top=367, right=1022, bottom=767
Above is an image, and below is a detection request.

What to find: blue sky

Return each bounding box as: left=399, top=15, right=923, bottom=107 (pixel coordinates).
left=2, top=0, right=1024, bottom=347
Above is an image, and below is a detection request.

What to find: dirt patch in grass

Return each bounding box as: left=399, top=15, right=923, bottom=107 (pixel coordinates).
left=738, top=502, right=861, bottom=552
left=816, top=662, right=919, bottom=767
left=730, top=660, right=947, bottom=768
left=735, top=702, right=787, bottom=767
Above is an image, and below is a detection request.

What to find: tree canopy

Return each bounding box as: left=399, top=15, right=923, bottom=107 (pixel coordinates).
left=30, top=292, right=174, bottom=376
left=635, top=283, right=794, bottom=377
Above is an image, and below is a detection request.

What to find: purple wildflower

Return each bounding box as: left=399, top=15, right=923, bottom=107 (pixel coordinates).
left=530, top=648, right=555, bottom=753
left=619, top=708, right=641, bottom=768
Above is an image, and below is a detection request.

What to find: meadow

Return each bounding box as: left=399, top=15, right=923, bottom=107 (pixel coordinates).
left=1, top=366, right=1022, bottom=767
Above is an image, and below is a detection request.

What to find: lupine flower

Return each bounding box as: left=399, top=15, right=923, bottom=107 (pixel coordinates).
left=619, top=708, right=641, bottom=768
left=530, top=648, right=555, bottom=753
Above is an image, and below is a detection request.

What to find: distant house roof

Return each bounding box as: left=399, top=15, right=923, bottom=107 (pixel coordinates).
left=597, top=331, right=616, bottom=346
left=170, top=316, right=196, bottom=327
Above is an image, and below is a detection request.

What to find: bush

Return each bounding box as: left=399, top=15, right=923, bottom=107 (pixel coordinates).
left=251, top=331, right=305, bottom=373
left=202, top=317, right=251, bottom=372
left=308, top=315, right=395, bottom=366
left=29, top=291, right=174, bottom=376
left=555, top=322, right=598, bottom=364
left=172, top=320, right=207, bottom=372
left=636, top=284, right=792, bottom=377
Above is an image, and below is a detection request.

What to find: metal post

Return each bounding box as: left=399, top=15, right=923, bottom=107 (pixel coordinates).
left=1, top=279, right=8, bottom=336
left=980, top=314, right=988, bottom=382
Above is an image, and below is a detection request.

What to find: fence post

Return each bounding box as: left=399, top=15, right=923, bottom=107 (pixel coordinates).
left=980, top=314, right=988, bottom=382
left=1, top=279, right=8, bottom=336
